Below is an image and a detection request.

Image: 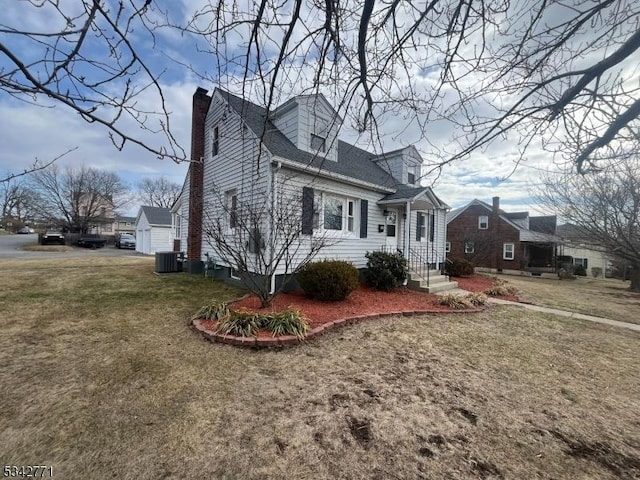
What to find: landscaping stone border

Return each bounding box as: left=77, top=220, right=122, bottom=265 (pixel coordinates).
left=191, top=307, right=484, bottom=349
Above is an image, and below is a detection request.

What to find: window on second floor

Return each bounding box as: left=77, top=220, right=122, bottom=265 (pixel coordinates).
left=407, top=166, right=416, bottom=185
left=478, top=215, right=488, bottom=229
left=310, top=133, right=326, bottom=153
left=212, top=125, right=219, bottom=157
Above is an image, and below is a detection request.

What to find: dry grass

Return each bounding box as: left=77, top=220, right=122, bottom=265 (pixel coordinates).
left=1, top=257, right=639, bottom=479
left=495, top=274, right=640, bottom=325
left=20, top=243, right=73, bottom=252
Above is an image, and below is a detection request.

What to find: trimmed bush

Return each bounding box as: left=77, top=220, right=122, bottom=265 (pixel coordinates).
left=573, top=264, right=587, bottom=276
left=297, top=260, right=360, bottom=301
left=364, top=251, right=408, bottom=291
left=591, top=267, right=602, bottom=278
left=445, top=257, right=474, bottom=277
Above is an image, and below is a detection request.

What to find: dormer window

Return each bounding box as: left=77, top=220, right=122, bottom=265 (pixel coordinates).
left=310, top=133, right=326, bottom=153
left=407, top=167, right=416, bottom=185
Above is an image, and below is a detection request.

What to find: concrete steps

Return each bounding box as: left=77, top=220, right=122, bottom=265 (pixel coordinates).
left=407, top=270, right=458, bottom=294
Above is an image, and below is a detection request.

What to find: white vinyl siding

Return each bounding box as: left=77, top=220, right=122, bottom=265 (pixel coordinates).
left=200, top=91, right=271, bottom=265
left=135, top=211, right=173, bottom=255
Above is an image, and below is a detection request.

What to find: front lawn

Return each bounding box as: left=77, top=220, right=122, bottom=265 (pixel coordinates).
left=493, top=274, right=640, bottom=325
left=1, top=257, right=639, bottom=479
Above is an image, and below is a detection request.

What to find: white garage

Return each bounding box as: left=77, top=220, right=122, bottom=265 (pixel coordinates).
left=135, top=206, right=173, bottom=255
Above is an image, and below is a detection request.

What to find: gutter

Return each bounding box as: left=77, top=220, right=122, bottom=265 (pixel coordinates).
left=273, top=157, right=395, bottom=193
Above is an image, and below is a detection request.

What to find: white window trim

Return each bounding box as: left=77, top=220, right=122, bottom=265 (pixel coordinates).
left=319, top=192, right=358, bottom=237
left=478, top=215, right=488, bottom=230
left=225, top=189, right=238, bottom=234
left=445, top=241, right=451, bottom=253
left=503, top=243, right=515, bottom=260
left=418, top=212, right=426, bottom=241
left=310, top=133, right=326, bottom=153
left=407, top=166, right=416, bottom=185
left=212, top=125, right=220, bottom=157
left=464, top=241, right=475, bottom=254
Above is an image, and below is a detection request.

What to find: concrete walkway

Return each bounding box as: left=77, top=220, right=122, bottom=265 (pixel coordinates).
left=440, top=288, right=640, bottom=332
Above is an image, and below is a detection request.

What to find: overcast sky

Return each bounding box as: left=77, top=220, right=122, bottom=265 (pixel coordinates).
left=0, top=1, right=574, bottom=217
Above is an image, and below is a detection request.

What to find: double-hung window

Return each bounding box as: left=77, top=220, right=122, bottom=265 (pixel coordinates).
left=310, top=133, right=326, bottom=153
left=503, top=243, right=514, bottom=260
left=478, top=215, right=488, bottom=229
left=323, top=194, right=356, bottom=234
left=464, top=241, right=475, bottom=254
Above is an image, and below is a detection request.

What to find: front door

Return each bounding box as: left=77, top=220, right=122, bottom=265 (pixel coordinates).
left=385, top=209, right=398, bottom=251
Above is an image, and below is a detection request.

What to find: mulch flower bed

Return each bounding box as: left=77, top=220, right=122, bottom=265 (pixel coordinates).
left=192, top=282, right=497, bottom=348
left=455, top=274, right=520, bottom=302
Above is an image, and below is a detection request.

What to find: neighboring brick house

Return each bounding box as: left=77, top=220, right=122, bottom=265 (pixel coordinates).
left=446, top=197, right=560, bottom=274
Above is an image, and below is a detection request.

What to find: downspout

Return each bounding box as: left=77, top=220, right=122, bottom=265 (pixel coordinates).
left=404, top=201, right=411, bottom=286
left=269, top=161, right=282, bottom=294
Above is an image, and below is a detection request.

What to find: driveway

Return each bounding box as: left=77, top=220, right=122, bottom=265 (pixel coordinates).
left=0, top=233, right=144, bottom=260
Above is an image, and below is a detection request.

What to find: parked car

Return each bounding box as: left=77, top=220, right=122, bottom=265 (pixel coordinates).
left=17, top=227, right=35, bottom=234
left=41, top=229, right=65, bottom=245
left=77, top=234, right=106, bottom=249
left=115, top=233, right=136, bottom=249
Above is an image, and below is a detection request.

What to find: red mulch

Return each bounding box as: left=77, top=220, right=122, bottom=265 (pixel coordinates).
left=230, top=286, right=454, bottom=327
left=455, top=274, right=519, bottom=302
left=455, top=274, right=495, bottom=292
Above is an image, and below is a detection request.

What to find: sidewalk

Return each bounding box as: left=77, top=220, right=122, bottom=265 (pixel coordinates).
left=440, top=288, right=640, bottom=332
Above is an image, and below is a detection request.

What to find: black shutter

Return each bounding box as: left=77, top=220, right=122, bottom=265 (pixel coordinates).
left=360, top=199, right=368, bottom=238
left=430, top=213, right=435, bottom=242
left=302, top=187, right=314, bottom=235
left=416, top=213, right=423, bottom=241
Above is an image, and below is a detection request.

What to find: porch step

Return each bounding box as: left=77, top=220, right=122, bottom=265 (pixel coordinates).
left=407, top=271, right=459, bottom=294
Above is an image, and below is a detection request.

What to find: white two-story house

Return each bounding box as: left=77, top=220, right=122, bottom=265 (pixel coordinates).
left=176, top=87, right=456, bottom=293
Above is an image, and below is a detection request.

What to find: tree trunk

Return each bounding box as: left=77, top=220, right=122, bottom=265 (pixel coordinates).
left=629, top=264, right=640, bottom=292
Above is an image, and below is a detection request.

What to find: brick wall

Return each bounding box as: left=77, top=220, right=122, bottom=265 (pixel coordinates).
left=187, top=87, right=211, bottom=262
left=447, top=204, right=523, bottom=271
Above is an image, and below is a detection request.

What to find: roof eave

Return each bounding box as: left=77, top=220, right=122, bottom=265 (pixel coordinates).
left=274, top=157, right=395, bottom=193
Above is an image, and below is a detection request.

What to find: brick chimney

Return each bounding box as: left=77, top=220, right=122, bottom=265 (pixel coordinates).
left=186, top=87, right=210, bottom=273
left=492, top=196, right=500, bottom=213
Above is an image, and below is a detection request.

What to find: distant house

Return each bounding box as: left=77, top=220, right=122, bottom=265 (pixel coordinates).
left=556, top=224, right=611, bottom=277
left=78, top=192, right=116, bottom=235
left=135, top=206, right=173, bottom=255
left=447, top=197, right=560, bottom=275
left=114, top=216, right=136, bottom=235
left=174, top=87, right=457, bottom=292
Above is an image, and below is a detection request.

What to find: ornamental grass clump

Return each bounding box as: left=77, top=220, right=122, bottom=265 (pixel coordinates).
left=465, top=292, right=488, bottom=306
left=264, top=308, right=309, bottom=339
left=216, top=309, right=263, bottom=337
left=484, top=283, right=518, bottom=297
left=437, top=293, right=471, bottom=309
left=192, top=301, right=230, bottom=321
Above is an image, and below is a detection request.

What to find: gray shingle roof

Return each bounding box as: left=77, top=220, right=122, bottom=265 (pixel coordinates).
left=140, top=206, right=171, bottom=226
left=219, top=89, right=397, bottom=190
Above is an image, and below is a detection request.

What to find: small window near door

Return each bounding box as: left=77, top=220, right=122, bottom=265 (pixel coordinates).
left=445, top=241, right=451, bottom=253
left=503, top=243, right=515, bottom=260
left=478, top=215, right=488, bottom=229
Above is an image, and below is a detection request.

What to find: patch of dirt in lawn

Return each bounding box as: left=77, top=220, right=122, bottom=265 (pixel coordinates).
left=231, top=286, right=456, bottom=326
